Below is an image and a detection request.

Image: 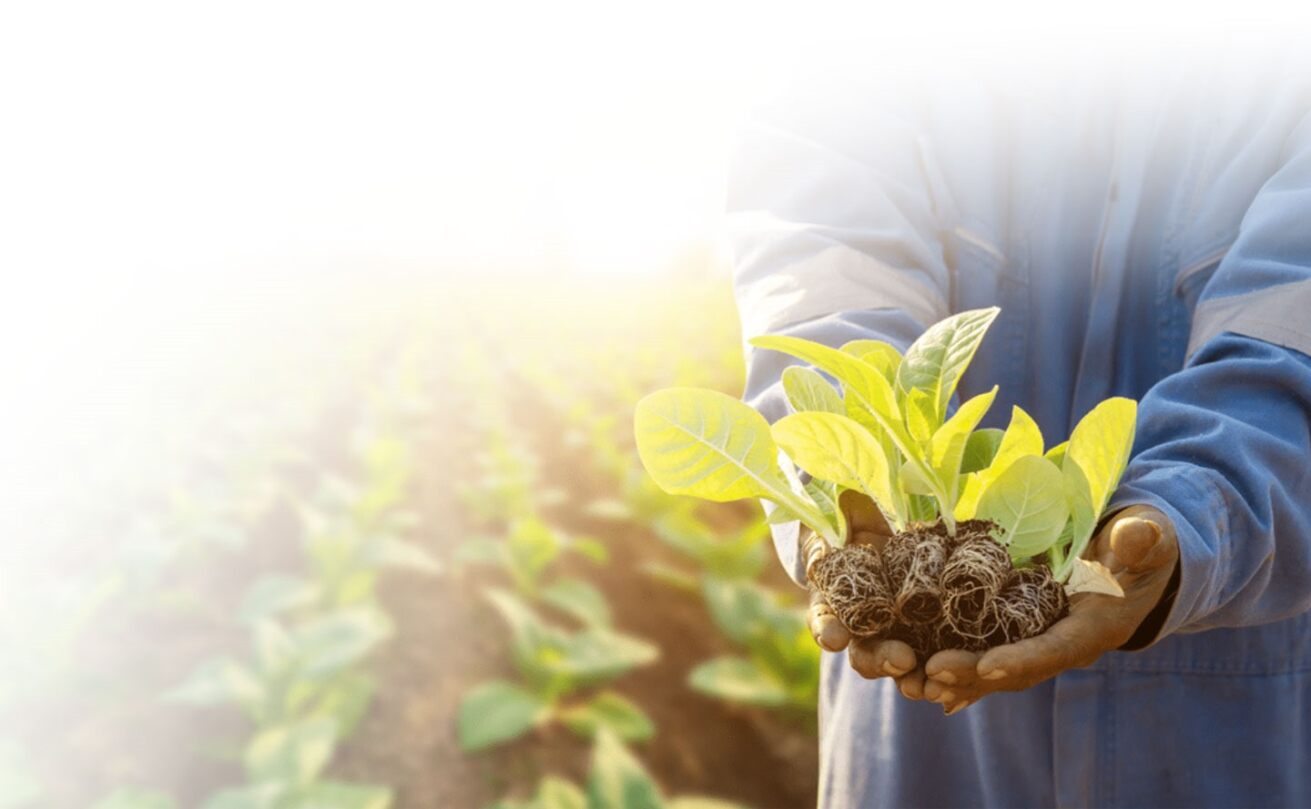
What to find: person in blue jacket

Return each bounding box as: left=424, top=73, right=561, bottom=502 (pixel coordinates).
left=729, top=49, right=1311, bottom=808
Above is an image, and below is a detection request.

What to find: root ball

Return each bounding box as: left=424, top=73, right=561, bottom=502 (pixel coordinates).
left=941, top=534, right=1011, bottom=637
left=884, top=528, right=949, bottom=625
left=808, top=544, right=896, bottom=637
left=986, top=565, right=1069, bottom=646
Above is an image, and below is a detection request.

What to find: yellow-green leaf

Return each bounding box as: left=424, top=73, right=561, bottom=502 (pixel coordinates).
left=976, top=455, right=1070, bottom=560
left=841, top=339, right=902, bottom=382
left=634, top=388, right=786, bottom=503
left=772, top=412, right=898, bottom=526
left=905, top=388, right=938, bottom=445
left=1066, top=398, right=1137, bottom=516
left=781, top=366, right=843, bottom=414
left=929, top=387, right=998, bottom=497
left=895, top=307, right=1000, bottom=421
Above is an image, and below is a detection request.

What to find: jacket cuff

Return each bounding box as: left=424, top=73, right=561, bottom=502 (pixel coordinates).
left=1107, top=462, right=1229, bottom=643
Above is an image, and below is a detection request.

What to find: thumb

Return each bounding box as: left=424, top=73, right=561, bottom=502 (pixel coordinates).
left=1108, top=509, right=1175, bottom=573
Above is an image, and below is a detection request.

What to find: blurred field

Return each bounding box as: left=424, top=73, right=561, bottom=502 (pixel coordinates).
left=0, top=273, right=819, bottom=809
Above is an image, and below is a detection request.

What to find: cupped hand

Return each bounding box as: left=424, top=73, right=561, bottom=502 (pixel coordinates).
left=921, top=505, right=1179, bottom=714
left=805, top=492, right=923, bottom=692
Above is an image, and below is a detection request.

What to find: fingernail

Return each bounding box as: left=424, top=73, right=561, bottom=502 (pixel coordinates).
left=981, top=668, right=1008, bottom=680
left=931, top=670, right=957, bottom=685
left=883, top=661, right=908, bottom=677
left=945, top=700, right=973, bottom=716
left=935, top=690, right=956, bottom=705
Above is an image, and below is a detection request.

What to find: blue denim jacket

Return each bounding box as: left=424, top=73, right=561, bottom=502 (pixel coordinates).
left=730, top=53, right=1311, bottom=808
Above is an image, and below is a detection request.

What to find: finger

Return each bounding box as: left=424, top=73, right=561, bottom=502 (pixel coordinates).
left=801, top=531, right=831, bottom=577
left=848, top=637, right=916, bottom=679
left=976, top=609, right=1105, bottom=687
left=1109, top=513, right=1175, bottom=573
left=922, top=678, right=957, bottom=705
left=897, top=669, right=927, bottom=700
left=925, top=649, right=980, bottom=687
left=808, top=589, right=851, bottom=652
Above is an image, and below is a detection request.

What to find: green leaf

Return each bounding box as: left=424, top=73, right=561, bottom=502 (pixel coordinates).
left=634, top=388, right=788, bottom=503
left=91, top=789, right=177, bottom=809
left=976, top=455, right=1070, bottom=559
left=1065, top=398, right=1137, bottom=517
left=688, top=657, right=788, bottom=707
left=587, top=729, right=666, bottom=809
left=928, top=386, right=998, bottom=515
left=961, top=428, right=1005, bottom=474
left=200, top=785, right=285, bottom=809
left=640, top=562, right=699, bottom=592
left=362, top=536, right=441, bottom=575
left=895, top=307, right=1000, bottom=422
left=570, top=538, right=610, bottom=564
left=1044, top=440, right=1069, bottom=467
left=542, top=578, right=612, bottom=628
left=554, top=630, right=659, bottom=683
left=560, top=691, right=655, bottom=741
left=308, top=672, right=375, bottom=738
left=244, top=717, right=337, bottom=788
left=633, top=389, right=831, bottom=540
left=293, top=607, right=393, bottom=677
left=485, top=589, right=566, bottom=680
left=164, top=657, right=263, bottom=710
left=457, top=681, right=549, bottom=752
left=954, top=406, right=1043, bottom=520
left=802, top=479, right=845, bottom=541
left=289, top=782, right=392, bottom=809
left=700, top=578, right=772, bottom=646
left=253, top=619, right=297, bottom=675
left=771, top=412, right=899, bottom=527
left=508, top=517, right=563, bottom=588
left=751, top=335, right=902, bottom=429
left=900, top=460, right=936, bottom=495
left=239, top=575, right=320, bottom=624
left=537, top=777, right=587, bottom=809
left=1056, top=458, right=1098, bottom=579
left=781, top=366, right=843, bottom=414
left=905, top=388, right=938, bottom=445
left=841, top=339, right=902, bottom=382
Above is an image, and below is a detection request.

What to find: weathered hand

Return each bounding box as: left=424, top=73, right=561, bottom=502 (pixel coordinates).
left=805, top=492, right=922, bottom=688
left=920, top=505, right=1179, bottom=714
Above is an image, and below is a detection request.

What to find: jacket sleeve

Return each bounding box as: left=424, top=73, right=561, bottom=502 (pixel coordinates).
left=726, top=76, right=952, bottom=584
left=1108, top=112, right=1311, bottom=638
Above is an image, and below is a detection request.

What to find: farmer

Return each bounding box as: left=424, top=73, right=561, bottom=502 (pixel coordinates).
left=729, top=53, right=1311, bottom=807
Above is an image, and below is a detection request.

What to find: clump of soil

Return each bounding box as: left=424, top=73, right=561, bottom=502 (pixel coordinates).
left=806, top=520, right=1067, bottom=660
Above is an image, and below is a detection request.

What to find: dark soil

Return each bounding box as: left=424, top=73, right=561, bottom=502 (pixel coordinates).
left=808, top=520, right=1068, bottom=661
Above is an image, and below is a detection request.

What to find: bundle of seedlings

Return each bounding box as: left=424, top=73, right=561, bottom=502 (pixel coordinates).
left=634, top=307, right=1136, bottom=661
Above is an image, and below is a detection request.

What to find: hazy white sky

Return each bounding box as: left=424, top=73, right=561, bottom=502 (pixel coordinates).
left=0, top=0, right=1306, bottom=532
left=6, top=0, right=1297, bottom=284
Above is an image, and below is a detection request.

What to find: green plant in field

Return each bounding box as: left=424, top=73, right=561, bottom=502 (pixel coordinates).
left=635, top=308, right=1137, bottom=583
left=488, top=729, right=744, bottom=809
left=456, top=515, right=608, bottom=601
left=687, top=577, right=818, bottom=713
left=457, top=590, right=658, bottom=752
left=168, top=391, right=439, bottom=809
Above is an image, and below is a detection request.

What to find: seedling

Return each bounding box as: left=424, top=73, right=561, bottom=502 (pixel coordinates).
left=456, top=590, right=658, bottom=752
left=635, top=308, right=1136, bottom=660
left=490, top=729, right=742, bottom=809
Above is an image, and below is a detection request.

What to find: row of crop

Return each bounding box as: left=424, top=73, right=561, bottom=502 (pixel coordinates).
left=453, top=349, right=663, bottom=764
left=143, top=351, right=439, bottom=809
